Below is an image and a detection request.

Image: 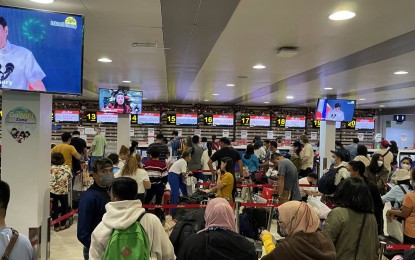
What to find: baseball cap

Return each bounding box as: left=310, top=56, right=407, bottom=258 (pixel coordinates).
left=331, top=150, right=345, bottom=161
left=380, top=140, right=390, bottom=148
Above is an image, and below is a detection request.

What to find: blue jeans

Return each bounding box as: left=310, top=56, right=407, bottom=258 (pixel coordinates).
left=168, top=172, right=187, bottom=215
left=89, top=156, right=102, bottom=172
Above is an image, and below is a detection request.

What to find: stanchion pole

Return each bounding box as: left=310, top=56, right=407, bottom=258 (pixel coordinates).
left=267, top=206, right=274, bottom=231
left=235, top=202, right=240, bottom=233
left=378, top=241, right=386, bottom=260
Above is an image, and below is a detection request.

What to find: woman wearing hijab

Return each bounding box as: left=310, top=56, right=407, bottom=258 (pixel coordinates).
left=260, top=201, right=336, bottom=260
left=177, top=198, right=256, bottom=260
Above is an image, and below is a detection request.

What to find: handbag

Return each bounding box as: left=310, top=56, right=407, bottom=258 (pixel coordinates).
left=354, top=213, right=367, bottom=260
left=387, top=218, right=404, bottom=243
left=1, top=228, right=19, bottom=260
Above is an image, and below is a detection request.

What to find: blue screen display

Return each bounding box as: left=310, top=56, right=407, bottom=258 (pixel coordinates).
left=316, top=99, right=355, bottom=122
left=0, top=6, right=83, bottom=94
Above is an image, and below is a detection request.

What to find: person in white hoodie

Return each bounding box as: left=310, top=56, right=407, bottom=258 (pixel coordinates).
left=89, top=177, right=175, bottom=260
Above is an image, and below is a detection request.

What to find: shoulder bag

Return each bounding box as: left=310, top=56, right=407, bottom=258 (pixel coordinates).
left=1, top=228, right=19, bottom=260
left=354, top=213, right=367, bottom=260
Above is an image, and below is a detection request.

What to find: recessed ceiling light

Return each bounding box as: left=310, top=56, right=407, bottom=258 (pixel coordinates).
left=253, top=64, right=266, bottom=69
left=324, top=87, right=333, bottom=90
left=98, top=57, right=112, bottom=63
left=286, top=96, right=294, bottom=99
left=204, top=99, right=209, bottom=102
left=358, top=98, right=366, bottom=101
left=394, top=71, right=408, bottom=75
left=329, top=11, right=356, bottom=21
left=30, top=0, right=54, bottom=3
left=226, top=83, right=235, bottom=87
left=122, top=80, right=131, bottom=83
left=142, top=97, right=148, bottom=100
left=212, top=93, right=219, bottom=96
left=264, top=101, right=270, bottom=104
left=379, top=105, right=385, bottom=108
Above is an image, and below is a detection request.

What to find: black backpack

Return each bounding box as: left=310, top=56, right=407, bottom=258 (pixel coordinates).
left=169, top=209, right=205, bottom=255
left=318, top=166, right=346, bottom=195
left=239, top=208, right=269, bottom=240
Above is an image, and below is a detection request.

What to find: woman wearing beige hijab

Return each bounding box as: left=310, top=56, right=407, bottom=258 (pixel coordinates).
left=261, top=201, right=336, bottom=260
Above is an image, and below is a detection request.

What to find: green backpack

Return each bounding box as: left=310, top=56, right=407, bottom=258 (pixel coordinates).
left=103, top=212, right=150, bottom=260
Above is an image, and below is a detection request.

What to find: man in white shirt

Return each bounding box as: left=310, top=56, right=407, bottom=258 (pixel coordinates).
left=326, top=103, right=345, bottom=121
left=0, top=16, right=46, bottom=91
left=0, top=180, right=35, bottom=260
left=168, top=151, right=191, bottom=215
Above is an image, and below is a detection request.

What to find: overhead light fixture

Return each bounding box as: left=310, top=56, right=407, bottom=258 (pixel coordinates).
left=204, top=99, right=209, bottom=102
left=324, top=87, right=333, bottom=90
left=253, top=64, right=266, bottom=69
left=226, top=83, right=235, bottom=87
left=212, top=93, right=219, bottom=96
left=358, top=98, right=366, bottom=101
left=30, top=0, right=54, bottom=3
left=264, top=101, right=270, bottom=104
left=122, top=80, right=131, bottom=83
left=379, top=105, right=385, bottom=108
left=329, top=11, right=356, bottom=21
left=98, top=57, right=112, bottom=63
left=286, top=96, right=294, bottom=99
left=394, top=71, right=408, bottom=75
left=142, top=97, right=148, bottom=100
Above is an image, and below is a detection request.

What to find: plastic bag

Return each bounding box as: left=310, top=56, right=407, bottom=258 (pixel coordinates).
left=387, top=219, right=404, bottom=243
left=307, top=196, right=331, bottom=219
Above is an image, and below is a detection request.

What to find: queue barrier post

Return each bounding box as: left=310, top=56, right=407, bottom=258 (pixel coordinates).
left=235, top=202, right=241, bottom=233
left=379, top=241, right=386, bottom=260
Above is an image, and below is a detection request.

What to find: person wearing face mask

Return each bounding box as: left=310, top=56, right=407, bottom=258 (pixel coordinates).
left=260, top=201, right=336, bottom=260
left=323, top=178, right=379, bottom=260
left=387, top=168, right=415, bottom=245
left=383, top=168, right=413, bottom=209
left=77, top=158, right=113, bottom=260
left=365, top=154, right=389, bottom=195
left=89, top=177, right=175, bottom=260
left=347, top=161, right=384, bottom=235
left=390, top=157, right=413, bottom=184
left=374, top=140, right=394, bottom=173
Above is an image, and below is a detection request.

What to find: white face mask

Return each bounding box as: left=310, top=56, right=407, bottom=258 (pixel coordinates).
left=377, top=161, right=384, bottom=167
left=330, top=158, right=336, bottom=165
left=402, top=163, right=411, bottom=170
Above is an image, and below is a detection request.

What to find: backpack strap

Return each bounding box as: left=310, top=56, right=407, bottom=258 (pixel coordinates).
left=398, top=184, right=408, bottom=195
left=1, top=228, right=19, bottom=260
left=137, top=212, right=147, bottom=222
left=382, top=150, right=390, bottom=158
left=354, top=213, right=367, bottom=260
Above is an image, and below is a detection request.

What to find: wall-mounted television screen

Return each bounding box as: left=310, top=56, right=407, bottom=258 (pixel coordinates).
left=250, top=115, right=270, bottom=127
left=54, top=110, right=79, bottom=123
left=0, top=6, right=84, bottom=94
left=285, top=116, right=306, bottom=128
left=97, top=112, right=118, bottom=124
left=176, top=114, right=198, bottom=126
left=316, top=99, right=355, bottom=122
left=137, top=113, right=160, bottom=125
left=213, top=114, right=234, bottom=126
left=99, top=89, right=143, bottom=114
left=356, top=118, right=375, bottom=130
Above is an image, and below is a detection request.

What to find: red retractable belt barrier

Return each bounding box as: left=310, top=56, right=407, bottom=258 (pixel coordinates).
left=198, top=182, right=318, bottom=188
left=51, top=209, right=78, bottom=226
left=386, top=244, right=415, bottom=250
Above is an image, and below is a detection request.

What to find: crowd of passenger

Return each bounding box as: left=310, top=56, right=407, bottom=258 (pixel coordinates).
left=2, top=129, right=415, bottom=259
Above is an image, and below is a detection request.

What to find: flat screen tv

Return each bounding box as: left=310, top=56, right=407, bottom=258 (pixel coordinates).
left=54, top=110, right=79, bottom=123
left=137, top=113, right=160, bottom=125
left=285, top=116, right=306, bottom=128
left=213, top=114, right=234, bottom=126
left=355, top=118, right=375, bottom=130
left=176, top=114, right=198, bottom=126
left=99, top=89, right=143, bottom=114
left=316, top=99, right=355, bottom=122
left=97, top=112, right=118, bottom=124
left=0, top=6, right=84, bottom=94
left=250, top=115, right=270, bottom=127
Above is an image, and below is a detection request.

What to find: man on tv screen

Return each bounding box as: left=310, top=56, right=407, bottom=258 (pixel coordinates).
left=327, top=103, right=345, bottom=121
left=0, top=16, right=46, bottom=91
